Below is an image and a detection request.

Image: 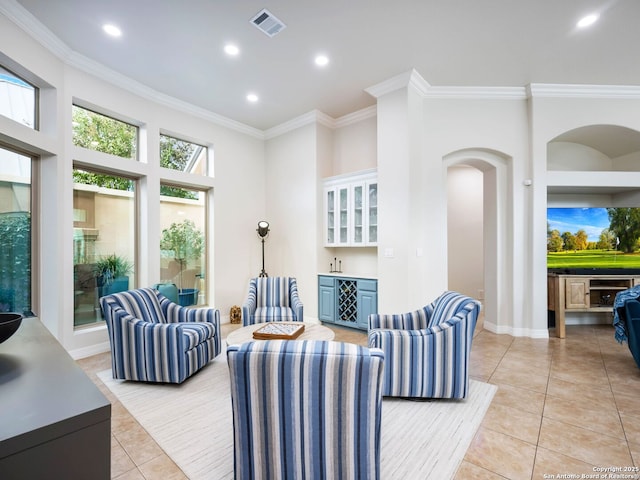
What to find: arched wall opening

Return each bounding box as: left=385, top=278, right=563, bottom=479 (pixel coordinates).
left=546, top=124, right=640, bottom=329
left=444, top=149, right=512, bottom=334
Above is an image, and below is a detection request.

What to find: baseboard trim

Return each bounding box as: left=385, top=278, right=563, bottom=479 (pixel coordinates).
left=482, top=321, right=550, bottom=339
left=68, top=341, right=111, bottom=360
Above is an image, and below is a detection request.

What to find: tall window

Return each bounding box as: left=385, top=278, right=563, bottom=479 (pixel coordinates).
left=72, top=105, right=138, bottom=160
left=0, top=65, right=36, bottom=129
left=0, top=145, right=32, bottom=315
left=160, top=186, right=207, bottom=306
left=73, top=168, right=136, bottom=327
left=71, top=105, right=138, bottom=327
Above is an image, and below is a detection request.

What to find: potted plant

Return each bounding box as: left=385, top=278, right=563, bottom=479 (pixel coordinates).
left=94, top=253, right=133, bottom=298
left=160, top=220, right=204, bottom=306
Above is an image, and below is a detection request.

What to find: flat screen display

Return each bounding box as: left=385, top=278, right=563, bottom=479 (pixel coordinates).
left=547, top=207, right=640, bottom=272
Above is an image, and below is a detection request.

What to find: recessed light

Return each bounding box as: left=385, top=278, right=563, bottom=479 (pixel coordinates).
left=102, top=23, right=122, bottom=37
left=315, top=54, right=329, bottom=67
left=224, top=44, right=240, bottom=56
left=577, top=13, right=599, bottom=28
left=247, top=93, right=259, bottom=103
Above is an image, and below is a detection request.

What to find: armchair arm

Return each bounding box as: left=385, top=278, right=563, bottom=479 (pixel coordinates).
left=242, top=281, right=257, bottom=325
left=160, top=295, right=220, bottom=325
left=368, top=307, right=430, bottom=330
left=290, top=282, right=304, bottom=321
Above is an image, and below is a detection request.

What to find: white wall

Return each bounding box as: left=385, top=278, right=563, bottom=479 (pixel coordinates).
left=264, top=123, right=320, bottom=319
left=332, top=115, right=377, bottom=175
left=548, top=142, right=612, bottom=171
left=447, top=166, right=484, bottom=299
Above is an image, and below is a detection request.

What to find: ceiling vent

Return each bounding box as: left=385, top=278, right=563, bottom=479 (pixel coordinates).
left=250, top=9, right=286, bottom=37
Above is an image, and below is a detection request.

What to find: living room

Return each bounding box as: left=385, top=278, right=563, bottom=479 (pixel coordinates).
left=1, top=1, right=640, bottom=478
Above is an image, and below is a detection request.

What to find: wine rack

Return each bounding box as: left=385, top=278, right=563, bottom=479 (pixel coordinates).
left=337, top=279, right=358, bottom=323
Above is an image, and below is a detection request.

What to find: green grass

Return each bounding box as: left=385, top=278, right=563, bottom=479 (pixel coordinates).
left=547, top=250, right=640, bottom=268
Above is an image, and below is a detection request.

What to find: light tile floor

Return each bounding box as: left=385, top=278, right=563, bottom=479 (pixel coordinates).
left=77, top=319, right=640, bottom=480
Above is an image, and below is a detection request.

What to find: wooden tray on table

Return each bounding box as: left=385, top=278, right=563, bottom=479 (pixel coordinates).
left=252, top=322, right=305, bottom=340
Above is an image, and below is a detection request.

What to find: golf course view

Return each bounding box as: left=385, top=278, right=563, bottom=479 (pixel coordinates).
left=548, top=250, right=640, bottom=269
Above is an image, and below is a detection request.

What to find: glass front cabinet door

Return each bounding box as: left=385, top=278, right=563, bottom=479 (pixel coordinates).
left=323, top=169, right=377, bottom=247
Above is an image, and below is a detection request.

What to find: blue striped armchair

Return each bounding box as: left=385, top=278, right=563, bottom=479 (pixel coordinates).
left=241, top=276, right=303, bottom=325
left=368, top=291, right=481, bottom=399
left=100, top=287, right=221, bottom=383
left=227, top=340, right=384, bottom=480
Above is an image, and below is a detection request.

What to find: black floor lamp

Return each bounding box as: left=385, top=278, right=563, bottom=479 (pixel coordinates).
left=257, top=221, right=269, bottom=277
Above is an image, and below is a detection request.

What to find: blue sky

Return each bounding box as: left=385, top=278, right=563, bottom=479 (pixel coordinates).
left=547, top=208, right=610, bottom=242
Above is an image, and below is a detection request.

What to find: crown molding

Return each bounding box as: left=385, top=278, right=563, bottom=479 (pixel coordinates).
left=528, top=83, right=640, bottom=99
left=67, top=52, right=264, bottom=139
left=426, top=86, right=527, bottom=99
left=365, top=69, right=525, bottom=100
left=264, top=110, right=329, bottom=140
left=365, top=69, right=431, bottom=98
left=0, top=0, right=72, bottom=61
left=264, top=105, right=379, bottom=139
left=334, top=105, right=377, bottom=128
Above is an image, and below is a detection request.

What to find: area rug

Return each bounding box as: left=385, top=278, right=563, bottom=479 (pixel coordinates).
left=99, top=355, right=496, bottom=479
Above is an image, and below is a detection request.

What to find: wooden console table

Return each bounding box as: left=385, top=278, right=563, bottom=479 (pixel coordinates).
left=548, top=273, right=640, bottom=338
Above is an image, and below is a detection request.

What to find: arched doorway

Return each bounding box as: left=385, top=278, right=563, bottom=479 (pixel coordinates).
left=444, top=148, right=512, bottom=334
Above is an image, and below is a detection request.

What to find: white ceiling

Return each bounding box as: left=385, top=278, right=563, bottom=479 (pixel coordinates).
left=8, top=0, right=640, bottom=131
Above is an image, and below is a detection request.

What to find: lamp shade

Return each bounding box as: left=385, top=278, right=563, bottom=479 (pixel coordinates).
left=257, top=221, right=270, bottom=238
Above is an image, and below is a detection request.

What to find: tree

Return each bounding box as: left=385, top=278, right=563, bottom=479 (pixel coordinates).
left=575, top=229, right=588, bottom=251
left=72, top=106, right=136, bottom=190
left=607, top=208, right=640, bottom=253
left=72, top=106, right=136, bottom=158
left=562, top=231, right=577, bottom=251
left=160, top=135, right=199, bottom=200
left=0, top=212, right=31, bottom=313
left=548, top=229, right=563, bottom=252
left=597, top=228, right=616, bottom=250
left=160, top=220, right=204, bottom=291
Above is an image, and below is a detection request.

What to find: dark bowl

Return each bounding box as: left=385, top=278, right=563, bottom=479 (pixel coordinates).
left=0, top=313, right=23, bottom=344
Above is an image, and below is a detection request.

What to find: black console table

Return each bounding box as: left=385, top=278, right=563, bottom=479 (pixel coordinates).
left=0, top=317, right=111, bottom=479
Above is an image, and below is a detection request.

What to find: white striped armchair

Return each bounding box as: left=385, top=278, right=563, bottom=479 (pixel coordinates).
left=368, top=291, right=481, bottom=399
left=100, top=287, right=221, bottom=383
left=241, top=276, right=303, bottom=325
left=227, top=340, right=384, bottom=480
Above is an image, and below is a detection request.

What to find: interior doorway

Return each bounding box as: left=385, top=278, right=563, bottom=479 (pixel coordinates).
left=447, top=165, right=484, bottom=300
left=445, top=149, right=511, bottom=335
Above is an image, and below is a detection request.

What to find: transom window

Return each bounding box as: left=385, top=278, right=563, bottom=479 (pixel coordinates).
left=72, top=105, right=138, bottom=160
left=160, top=134, right=207, bottom=175
left=0, top=65, right=36, bottom=129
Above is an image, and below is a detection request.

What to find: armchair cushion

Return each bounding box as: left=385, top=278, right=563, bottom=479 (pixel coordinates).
left=242, top=276, right=303, bottom=325
left=368, top=291, right=481, bottom=399
left=100, top=287, right=221, bottom=383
